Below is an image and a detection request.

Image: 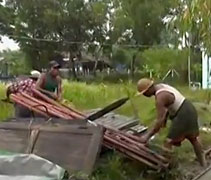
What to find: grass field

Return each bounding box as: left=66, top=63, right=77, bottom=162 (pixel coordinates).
left=0, top=81, right=211, bottom=180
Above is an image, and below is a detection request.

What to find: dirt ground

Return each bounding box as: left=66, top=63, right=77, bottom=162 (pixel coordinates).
left=176, top=148, right=211, bottom=180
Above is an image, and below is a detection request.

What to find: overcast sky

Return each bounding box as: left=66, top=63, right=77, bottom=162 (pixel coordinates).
left=0, top=36, right=19, bottom=51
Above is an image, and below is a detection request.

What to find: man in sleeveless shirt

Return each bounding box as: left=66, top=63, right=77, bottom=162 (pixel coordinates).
left=35, top=61, right=62, bottom=101
left=137, top=78, right=206, bottom=166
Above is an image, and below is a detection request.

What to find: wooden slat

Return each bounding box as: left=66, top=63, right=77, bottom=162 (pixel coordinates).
left=192, top=165, right=211, bottom=180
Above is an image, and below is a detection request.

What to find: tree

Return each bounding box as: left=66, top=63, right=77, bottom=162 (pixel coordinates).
left=169, top=0, right=211, bottom=54
left=138, top=48, right=188, bottom=80
left=1, top=0, right=108, bottom=72
left=109, top=0, right=174, bottom=79
left=113, top=0, right=172, bottom=45
left=0, top=50, right=31, bottom=75
left=1, top=0, right=182, bottom=78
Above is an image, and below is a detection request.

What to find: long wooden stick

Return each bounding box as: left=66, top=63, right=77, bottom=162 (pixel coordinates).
left=21, top=93, right=80, bottom=119
left=12, top=94, right=71, bottom=119
left=104, top=135, right=168, bottom=168
left=32, top=89, right=85, bottom=118
left=11, top=94, right=49, bottom=117
left=105, top=129, right=169, bottom=163
left=104, top=141, right=159, bottom=170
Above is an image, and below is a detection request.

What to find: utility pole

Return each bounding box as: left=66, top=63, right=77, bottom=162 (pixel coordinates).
left=188, top=32, right=191, bottom=87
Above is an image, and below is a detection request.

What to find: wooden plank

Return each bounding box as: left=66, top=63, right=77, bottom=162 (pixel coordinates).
left=7, top=117, right=87, bottom=125
left=193, top=165, right=211, bottom=180
left=87, top=97, right=129, bottom=121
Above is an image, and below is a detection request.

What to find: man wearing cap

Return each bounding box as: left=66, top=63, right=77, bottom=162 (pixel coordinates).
left=137, top=78, right=206, bottom=166
left=35, top=60, right=62, bottom=101
left=6, top=70, right=41, bottom=117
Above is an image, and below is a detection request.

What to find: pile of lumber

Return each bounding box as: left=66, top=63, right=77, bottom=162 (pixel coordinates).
left=104, top=128, right=169, bottom=170
left=11, top=89, right=85, bottom=120
left=10, top=90, right=170, bottom=170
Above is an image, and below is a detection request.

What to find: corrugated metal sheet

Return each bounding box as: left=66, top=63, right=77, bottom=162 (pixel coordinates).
left=94, top=112, right=139, bottom=130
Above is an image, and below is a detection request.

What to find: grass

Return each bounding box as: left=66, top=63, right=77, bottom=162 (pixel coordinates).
left=63, top=80, right=156, bottom=121
left=62, top=81, right=211, bottom=179
left=1, top=81, right=211, bottom=180
left=0, top=83, right=13, bottom=120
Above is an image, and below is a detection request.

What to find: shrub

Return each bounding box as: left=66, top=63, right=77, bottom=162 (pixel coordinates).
left=136, top=48, right=189, bottom=81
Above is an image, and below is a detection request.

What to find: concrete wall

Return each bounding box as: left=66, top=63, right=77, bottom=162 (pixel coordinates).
left=202, top=52, right=211, bottom=89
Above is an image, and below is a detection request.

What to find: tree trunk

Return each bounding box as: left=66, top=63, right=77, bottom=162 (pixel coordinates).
left=69, top=51, right=77, bottom=80
left=93, top=59, right=98, bottom=77
left=130, top=54, right=136, bottom=80
left=93, top=46, right=102, bottom=77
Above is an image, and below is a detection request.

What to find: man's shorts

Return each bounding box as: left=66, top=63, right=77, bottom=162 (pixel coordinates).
left=167, top=99, right=199, bottom=146
left=14, top=103, right=32, bottom=118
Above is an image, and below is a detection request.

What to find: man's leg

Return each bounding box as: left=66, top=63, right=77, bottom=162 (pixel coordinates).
left=163, top=138, right=173, bottom=151
left=162, top=138, right=174, bottom=160
left=188, top=136, right=206, bottom=167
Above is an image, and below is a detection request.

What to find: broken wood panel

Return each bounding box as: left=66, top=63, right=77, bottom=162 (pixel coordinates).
left=0, top=121, right=103, bottom=174
left=0, top=129, right=28, bottom=153
left=33, top=125, right=103, bottom=174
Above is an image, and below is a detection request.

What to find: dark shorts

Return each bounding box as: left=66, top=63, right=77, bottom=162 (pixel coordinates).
left=14, top=104, right=44, bottom=118
left=14, top=103, right=32, bottom=118
left=167, top=99, right=199, bottom=146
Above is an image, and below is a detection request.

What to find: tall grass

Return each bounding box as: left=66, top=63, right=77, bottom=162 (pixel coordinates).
left=62, top=81, right=211, bottom=180
left=1, top=80, right=209, bottom=123
left=63, top=81, right=211, bottom=124
left=0, top=84, right=13, bottom=121
left=63, top=80, right=156, bottom=123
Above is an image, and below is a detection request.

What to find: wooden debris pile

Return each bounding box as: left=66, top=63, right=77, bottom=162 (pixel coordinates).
left=10, top=90, right=170, bottom=170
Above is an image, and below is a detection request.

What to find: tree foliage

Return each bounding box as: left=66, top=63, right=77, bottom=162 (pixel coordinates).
left=1, top=0, right=107, bottom=69
left=169, top=0, right=211, bottom=53
left=138, top=48, right=189, bottom=78
left=0, top=0, right=209, bottom=81
left=0, top=50, right=31, bottom=75
left=1, top=0, right=173, bottom=60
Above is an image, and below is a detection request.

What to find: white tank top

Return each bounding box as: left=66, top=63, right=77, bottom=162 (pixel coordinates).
left=155, top=84, right=185, bottom=116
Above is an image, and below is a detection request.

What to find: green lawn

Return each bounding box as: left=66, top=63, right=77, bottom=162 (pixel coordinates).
left=1, top=81, right=211, bottom=180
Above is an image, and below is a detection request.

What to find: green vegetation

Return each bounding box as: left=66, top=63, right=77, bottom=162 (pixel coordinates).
left=0, top=84, right=13, bottom=119
left=0, top=0, right=210, bottom=179
left=1, top=81, right=210, bottom=179
left=138, top=48, right=189, bottom=79
left=1, top=0, right=210, bottom=74
left=63, top=81, right=211, bottom=180
left=0, top=50, right=31, bottom=76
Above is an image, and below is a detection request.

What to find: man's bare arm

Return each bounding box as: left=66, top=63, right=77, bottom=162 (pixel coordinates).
left=56, top=76, right=62, bottom=100
left=140, top=92, right=174, bottom=142
left=146, top=99, right=168, bottom=139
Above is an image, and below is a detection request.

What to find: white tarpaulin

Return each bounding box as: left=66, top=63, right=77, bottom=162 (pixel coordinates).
left=0, top=153, right=65, bottom=180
